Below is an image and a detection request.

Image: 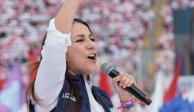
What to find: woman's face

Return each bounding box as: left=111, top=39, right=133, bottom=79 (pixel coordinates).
left=66, top=22, right=97, bottom=75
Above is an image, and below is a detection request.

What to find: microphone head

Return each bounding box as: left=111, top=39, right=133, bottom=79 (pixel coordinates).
left=101, top=63, right=113, bottom=75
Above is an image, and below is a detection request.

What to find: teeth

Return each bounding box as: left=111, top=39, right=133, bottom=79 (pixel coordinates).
left=89, top=54, right=95, bottom=57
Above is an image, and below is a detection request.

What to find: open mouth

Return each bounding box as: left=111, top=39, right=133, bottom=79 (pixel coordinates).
left=87, top=53, right=96, bottom=61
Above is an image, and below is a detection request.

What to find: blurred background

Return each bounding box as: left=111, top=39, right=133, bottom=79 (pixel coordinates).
left=0, top=0, right=194, bottom=112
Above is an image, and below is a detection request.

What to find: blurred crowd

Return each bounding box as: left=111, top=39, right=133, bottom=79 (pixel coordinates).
left=0, top=0, right=156, bottom=90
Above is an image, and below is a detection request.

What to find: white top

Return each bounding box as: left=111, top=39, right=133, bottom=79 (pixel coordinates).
left=84, top=80, right=105, bottom=112
left=33, top=19, right=115, bottom=112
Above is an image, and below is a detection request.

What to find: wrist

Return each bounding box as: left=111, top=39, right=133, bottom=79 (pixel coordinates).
left=119, top=95, right=135, bottom=104
left=117, top=101, right=134, bottom=112
left=120, top=99, right=130, bottom=104
left=119, top=96, right=132, bottom=104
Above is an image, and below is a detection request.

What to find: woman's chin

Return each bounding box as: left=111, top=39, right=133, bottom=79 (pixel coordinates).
left=86, top=65, right=97, bottom=74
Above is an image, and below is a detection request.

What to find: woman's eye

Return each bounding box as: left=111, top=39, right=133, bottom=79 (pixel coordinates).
left=90, top=38, right=95, bottom=41
left=76, top=39, right=83, bottom=42
left=90, top=35, right=95, bottom=41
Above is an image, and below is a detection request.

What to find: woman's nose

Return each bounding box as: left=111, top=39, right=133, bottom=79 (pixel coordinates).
left=86, top=40, right=96, bottom=51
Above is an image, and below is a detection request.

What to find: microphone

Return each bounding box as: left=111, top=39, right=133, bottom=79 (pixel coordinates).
left=101, top=63, right=152, bottom=105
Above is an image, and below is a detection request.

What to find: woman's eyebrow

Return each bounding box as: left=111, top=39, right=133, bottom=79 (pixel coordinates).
left=75, top=34, right=84, bottom=38
left=72, top=34, right=84, bottom=40
left=89, top=34, right=94, bottom=36
left=74, top=33, right=93, bottom=39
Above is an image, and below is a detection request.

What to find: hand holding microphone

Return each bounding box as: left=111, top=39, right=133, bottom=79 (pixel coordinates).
left=112, top=71, right=136, bottom=103
left=101, top=63, right=152, bottom=105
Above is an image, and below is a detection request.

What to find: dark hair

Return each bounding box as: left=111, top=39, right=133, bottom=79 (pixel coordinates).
left=73, top=18, right=92, bottom=34
left=26, top=18, right=91, bottom=112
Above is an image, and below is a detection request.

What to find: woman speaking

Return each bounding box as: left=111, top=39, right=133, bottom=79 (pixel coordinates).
left=27, top=0, right=136, bottom=112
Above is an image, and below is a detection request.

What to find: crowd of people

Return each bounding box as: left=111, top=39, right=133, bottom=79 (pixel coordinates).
left=0, top=0, right=155, bottom=90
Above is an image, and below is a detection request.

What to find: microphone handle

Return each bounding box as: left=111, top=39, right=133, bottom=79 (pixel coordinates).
left=109, top=69, right=152, bottom=105
left=126, top=84, right=152, bottom=105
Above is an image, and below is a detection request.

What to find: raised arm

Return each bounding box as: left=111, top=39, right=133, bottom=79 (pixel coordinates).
left=34, top=0, right=80, bottom=111
left=55, top=0, right=80, bottom=33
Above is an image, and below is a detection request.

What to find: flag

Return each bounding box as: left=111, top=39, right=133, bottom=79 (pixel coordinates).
left=159, top=94, right=194, bottom=112
left=98, top=71, right=112, bottom=96
left=28, top=49, right=40, bottom=84
left=0, top=79, right=5, bottom=91
left=183, top=88, right=194, bottom=111
left=163, top=57, right=182, bottom=103
left=0, top=63, right=25, bottom=112
left=145, top=57, right=182, bottom=112
left=158, top=57, right=183, bottom=112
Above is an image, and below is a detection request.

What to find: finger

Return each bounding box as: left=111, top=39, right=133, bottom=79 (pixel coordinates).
left=114, top=71, right=124, bottom=86
left=120, top=74, right=135, bottom=88
left=119, top=74, right=128, bottom=88
left=126, top=79, right=133, bottom=87
left=113, top=71, right=136, bottom=88
left=113, top=74, right=122, bottom=82
left=123, top=77, right=131, bottom=88
left=112, top=76, right=121, bottom=87
left=118, top=72, right=129, bottom=88
left=126, top=75, right=135, bottom=87
left=130, top=75, right=136, bottom=84
left=119, top=71, right=126, bottom=76
left=113, top=71, right=128, bottom=81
